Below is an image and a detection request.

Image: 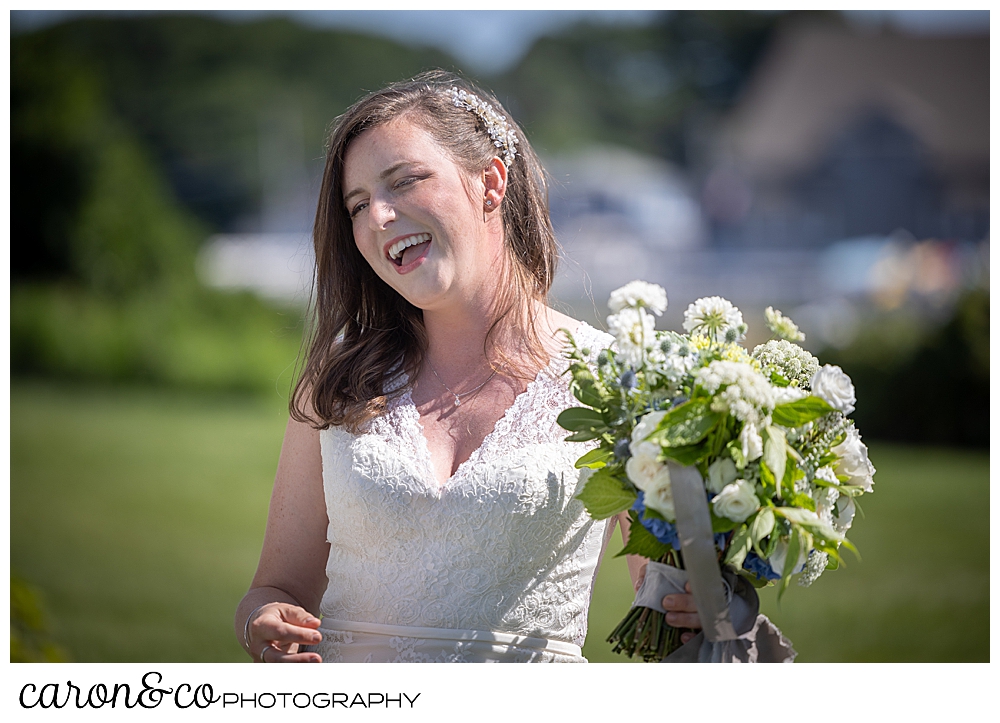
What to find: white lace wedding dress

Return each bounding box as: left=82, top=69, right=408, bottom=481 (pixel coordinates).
left=312, top=322, right=614, bottom=663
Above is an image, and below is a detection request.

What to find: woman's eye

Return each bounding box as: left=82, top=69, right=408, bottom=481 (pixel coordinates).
left=395, top=173, right=430, bottom=191
left=349, top=201, right=368, bottom=218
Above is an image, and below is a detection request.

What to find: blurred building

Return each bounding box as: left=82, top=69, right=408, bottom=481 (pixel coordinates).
left=706, top=24, right=988, bottom=248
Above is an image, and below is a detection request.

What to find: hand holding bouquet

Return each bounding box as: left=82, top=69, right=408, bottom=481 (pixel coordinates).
left=559, top=281, right=875, bottom=661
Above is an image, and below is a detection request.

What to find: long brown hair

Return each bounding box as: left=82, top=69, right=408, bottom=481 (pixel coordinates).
left=291, top=70, right=558, bottom=432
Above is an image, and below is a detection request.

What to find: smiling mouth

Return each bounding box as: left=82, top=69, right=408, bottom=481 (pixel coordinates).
left=387, top=232, right=432, bottom=266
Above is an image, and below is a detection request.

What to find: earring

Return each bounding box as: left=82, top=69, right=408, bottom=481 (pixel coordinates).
left=486, top=200, right=493, bottom=206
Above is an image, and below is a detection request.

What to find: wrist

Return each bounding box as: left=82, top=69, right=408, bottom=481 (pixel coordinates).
left=242, top=603, right=270, bottom=653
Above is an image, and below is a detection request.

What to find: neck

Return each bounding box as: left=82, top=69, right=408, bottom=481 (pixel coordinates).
left=421, top=296, right=554, bottom=379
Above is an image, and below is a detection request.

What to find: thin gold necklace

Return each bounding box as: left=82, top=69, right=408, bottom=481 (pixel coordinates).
left=427, top=362, right=499, bottom=407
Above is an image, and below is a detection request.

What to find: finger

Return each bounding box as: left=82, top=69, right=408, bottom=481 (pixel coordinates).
left=253, top=617, right=323, bottom=647
left=634, top=572, right=646, bottom=592
left=261, top=646, right=322, bottom=664
left=661, top=593, right=699, bottom=613
left=685, top=581, right=692, bottom=594
left=281, top=606, right=322, bottom=629
left=665, top=611, right=701, bottom=629
left=680, top=632, right=695, bottom=644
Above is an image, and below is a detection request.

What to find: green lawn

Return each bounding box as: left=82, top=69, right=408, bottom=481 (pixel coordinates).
left=10, top=382, right=990, bottom=662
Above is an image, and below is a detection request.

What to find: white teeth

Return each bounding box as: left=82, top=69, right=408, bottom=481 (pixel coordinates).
left=388, top=233, right=431, bottom=261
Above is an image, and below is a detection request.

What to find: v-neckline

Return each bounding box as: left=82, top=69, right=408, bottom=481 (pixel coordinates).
left=401, top=322, right=588, bottom=495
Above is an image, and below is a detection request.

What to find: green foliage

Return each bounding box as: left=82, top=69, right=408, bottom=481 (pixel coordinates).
left=616, top=511, right=674, bottom=560
left=749, top=508, right=775, bottom=558
left=574, top=447, right=612, bottom=469
left=649, top=398, right=720, bottom=447
left=10, top=573, right=71, bottom=662
left=11, top=284, right=304, bottom=395
left=762, top=424, right=788, bottom=485
left=13, top=15, right=459, bottom=237
left=722, top=524, right=751, bottom=567
left=568, top=364, right=607, bottom=408
left=12, top=32, right=204, bottom=293
left=557, top=406, right=607, bottom=433
left=771, top=396, right=835, bottom=427
left=575, top=468, right=636, bottom=520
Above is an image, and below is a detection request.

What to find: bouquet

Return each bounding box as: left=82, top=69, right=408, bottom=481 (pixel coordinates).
left=559, top=281, right=875, bottom=661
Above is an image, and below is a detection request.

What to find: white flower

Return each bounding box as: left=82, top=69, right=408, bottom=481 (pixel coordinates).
left=711, top=479, right=759, bottom=523
left=774, top=386, right=808, bottom=405
left=764, top=306, right=805, bottom=342
left=810, top=364, right=856, bottom=414
left=813, top=486, right=840, bottom=528
left=769, top=537, right=808, bottom=577
left=625, top=441, right=662, bottom=489
left=696, top=360, right=775, bottom=426
left=626, top=442, right=674, bottom=520
left=609, top=281, right=668, bottom=315
left=683, top=296, right=744, bottom=342
left=798, top=551, right=828, bottom=587
left=832, top=425, right=875, bottom=491
left=833, top=494, right=856, bottom=533
left=751, top=340, right=819, bottom=388
left=813, top=465, right=839, bottom=485
left=607, top=307, right=655, bottom=367
left=707, top=457, right=739, bottom=494
left=740, top=423, right=763, bottom=462
left=631, top=410, right=667, bottom=444
left=642, top=469, right=676, bottom=521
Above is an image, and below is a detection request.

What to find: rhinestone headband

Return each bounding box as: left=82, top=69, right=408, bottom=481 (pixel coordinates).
left=450, top=86, right=519, bottom=167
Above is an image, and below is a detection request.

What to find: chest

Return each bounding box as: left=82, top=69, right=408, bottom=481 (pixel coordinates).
left=413, top=381, right=525, bottom=487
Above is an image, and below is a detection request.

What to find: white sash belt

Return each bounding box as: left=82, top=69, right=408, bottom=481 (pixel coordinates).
left=318, top=618, right=583, bottom=658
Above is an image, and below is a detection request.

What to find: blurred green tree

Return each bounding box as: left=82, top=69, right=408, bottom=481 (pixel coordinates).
left=822, top=289, right=989, bottom=448
left=11, top=573, right=71, bottom=662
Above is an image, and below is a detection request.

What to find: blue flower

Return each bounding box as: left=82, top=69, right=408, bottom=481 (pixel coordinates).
left=620, top=369, right=637, bottom=390
left=743, top=551, right=781, bottom=581
left=613, top=438, right=631, bottom=461
left=633, top=492, right=680, bottom=550
left=714, top=531, right=728, bottom=552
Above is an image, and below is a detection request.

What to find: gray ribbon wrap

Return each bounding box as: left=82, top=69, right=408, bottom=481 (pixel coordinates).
left=630, top=461, right=796, bottom=663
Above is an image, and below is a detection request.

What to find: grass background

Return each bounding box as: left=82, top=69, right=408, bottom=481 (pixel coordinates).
left=10, top=382, right=990, bottom=663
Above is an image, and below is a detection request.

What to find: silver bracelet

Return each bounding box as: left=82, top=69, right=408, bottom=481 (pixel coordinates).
left=243, top=604, right=269, bottom=653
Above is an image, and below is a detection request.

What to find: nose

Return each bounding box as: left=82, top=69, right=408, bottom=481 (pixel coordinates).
left=368, top=194, right=395, bottom=231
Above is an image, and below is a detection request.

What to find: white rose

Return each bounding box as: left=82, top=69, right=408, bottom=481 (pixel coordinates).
left=631, top=410, right=667, bottom=444
left=642, top=467, right=675, bottom=521
left=833, top=494, right=856, bottom=533
left=810, top=364, right=856, bottom=414
left=707, top=457, right=739, bottom=494
left=769, top=537, right=808, bottom=577
left=832, top=426, right=875, bottom=491
left=711, top=479, right=760, bottom=523
left=608, top=280, right=668, bottom=315
left=740, top=422, right=763, bottom=462
left=625, top=441, right=661, bottom=489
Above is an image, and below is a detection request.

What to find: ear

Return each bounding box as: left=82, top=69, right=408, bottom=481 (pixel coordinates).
left=483, top=157, right=508, bottom=212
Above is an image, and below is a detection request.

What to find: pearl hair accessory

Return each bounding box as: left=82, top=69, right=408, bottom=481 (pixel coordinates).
left=450, top=86, right=519, bottom=167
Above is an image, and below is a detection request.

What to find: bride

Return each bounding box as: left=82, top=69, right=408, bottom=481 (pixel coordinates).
left=235, top=70, right=701, bottom=663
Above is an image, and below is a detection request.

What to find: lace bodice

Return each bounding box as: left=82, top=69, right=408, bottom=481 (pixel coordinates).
left=317, top=322, right=614, bottom=657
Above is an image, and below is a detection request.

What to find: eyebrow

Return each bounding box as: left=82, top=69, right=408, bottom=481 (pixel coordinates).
left=343, top=161, right=415, bottom=204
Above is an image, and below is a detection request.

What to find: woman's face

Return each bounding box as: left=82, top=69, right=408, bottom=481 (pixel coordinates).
left=342, top=117, right=503, bottom=313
